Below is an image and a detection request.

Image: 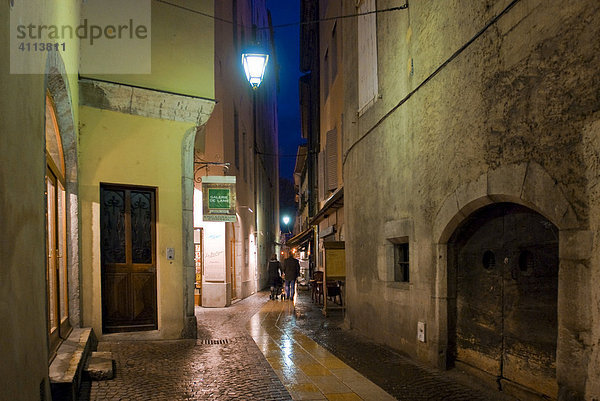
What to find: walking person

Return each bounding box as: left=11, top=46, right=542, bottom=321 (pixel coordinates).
left=267, top=253, right=282, bottom=300
left=283, top=250, right=300, bottom=301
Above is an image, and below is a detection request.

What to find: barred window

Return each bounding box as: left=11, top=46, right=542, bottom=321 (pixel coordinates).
left=394, top=242, right=409, bottom=282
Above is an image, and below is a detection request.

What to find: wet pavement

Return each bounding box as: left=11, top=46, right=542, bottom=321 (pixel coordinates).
left=290, top=290, right=515, bottom=401
left=79, top=289, right=516, bottom=400
left=250, top=298, right=394, bottom=400
left=79, top=294, right=290, bottom=400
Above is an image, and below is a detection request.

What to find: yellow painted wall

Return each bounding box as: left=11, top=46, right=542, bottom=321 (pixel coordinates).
left=82, top=0, right=214, bottom=99
left=1, top=1, right=80, bottom=399
left=79, top=105, right=195, bottom=339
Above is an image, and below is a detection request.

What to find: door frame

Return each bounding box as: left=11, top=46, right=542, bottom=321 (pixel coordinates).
left=100, top=183, right=158, bottom=333
left=45, top=92, right=72, bottom=360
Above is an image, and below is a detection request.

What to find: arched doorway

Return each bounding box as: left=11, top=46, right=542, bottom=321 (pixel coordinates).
left=45, top=92, right=71, bottom=356
left=447, top=202, right=558, bottom=398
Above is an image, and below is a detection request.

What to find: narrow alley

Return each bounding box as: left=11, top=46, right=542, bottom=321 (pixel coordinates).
left=4, top=1, right=600, bottom=400
left=79, top=290, right=516, bottom=401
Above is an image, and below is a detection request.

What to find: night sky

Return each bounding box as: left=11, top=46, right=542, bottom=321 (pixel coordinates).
left=265, top=0, right=304, bottom=181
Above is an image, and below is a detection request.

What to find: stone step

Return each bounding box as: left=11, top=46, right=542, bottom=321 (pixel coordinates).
left=84, top=351, right=115, bottom=381
left=49, top=328, right=98, bottom=401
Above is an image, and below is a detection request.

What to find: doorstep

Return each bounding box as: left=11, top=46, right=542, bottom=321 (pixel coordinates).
left=49, top=328, right=97, bottom=401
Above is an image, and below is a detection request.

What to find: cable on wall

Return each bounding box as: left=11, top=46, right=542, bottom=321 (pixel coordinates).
left=342, top=0, right=523, bottom=167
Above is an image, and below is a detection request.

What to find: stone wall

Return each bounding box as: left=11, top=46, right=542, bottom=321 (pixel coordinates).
left=342, top=0, right=600, bottom=398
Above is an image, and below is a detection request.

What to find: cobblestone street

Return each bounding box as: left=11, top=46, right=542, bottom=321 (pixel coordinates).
left=79, top=294, right=290, bottom=400
left=79, top=290, right=516, bottom=400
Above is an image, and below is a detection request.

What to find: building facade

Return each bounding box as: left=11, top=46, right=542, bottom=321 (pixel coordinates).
left=314, top=0, right=345, bottom=263
left=195, top=0, right=280, bottom=307
left=287, top=0, right=321, bottom=269
left=2, top=0, right=216, bottom=398
left=341, top=1, right=600, bottom=400
left=292, top=0, right=345, bottom=300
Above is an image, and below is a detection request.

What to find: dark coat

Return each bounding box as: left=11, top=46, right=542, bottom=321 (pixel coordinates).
left=268, top=259, right=282, bottom=282
left=283, top=256, right=300, bottom=281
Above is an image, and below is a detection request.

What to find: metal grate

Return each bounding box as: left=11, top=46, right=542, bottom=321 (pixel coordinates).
left=197, top=339, right=231, bottom=345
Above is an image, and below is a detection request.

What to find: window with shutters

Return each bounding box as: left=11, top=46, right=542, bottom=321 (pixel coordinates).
left=326, top=129, right=338, bottom=191
left=357, top=0, right=378, bottom=113
left=323, top=49, right=329, bottom=101
left=234, top=108, right=239, bottom=170
left=242, top=132, right=247, bottom=182
left=318, top=150, right=326, bottom=201
left=331, top=22, right=338, bottom=82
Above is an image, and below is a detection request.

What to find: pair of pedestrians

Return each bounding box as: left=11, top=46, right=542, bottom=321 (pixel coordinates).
left=268, top=251, right=300, bottom=300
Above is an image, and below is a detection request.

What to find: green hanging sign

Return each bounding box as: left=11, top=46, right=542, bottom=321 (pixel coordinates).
left=208, top=188, right=230, bottom=209
left=202, top=176, right=237, bottom=222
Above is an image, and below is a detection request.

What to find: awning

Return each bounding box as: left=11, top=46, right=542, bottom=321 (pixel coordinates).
left=310, top=187, right=344, bottom=226
left=285, top=226, right=314, bottom=247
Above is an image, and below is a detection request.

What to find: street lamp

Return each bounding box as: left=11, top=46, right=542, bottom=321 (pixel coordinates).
left=241, top=48, right=269, bottom=89
left=282, top=215, right=291, bottom=236
left=242, top=46, right=269, bottom=280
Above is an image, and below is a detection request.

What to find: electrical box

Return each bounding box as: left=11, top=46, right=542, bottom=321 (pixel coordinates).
left=166, top=248, right=175, bottom=260
left=417, top=321, right=426, bottom=342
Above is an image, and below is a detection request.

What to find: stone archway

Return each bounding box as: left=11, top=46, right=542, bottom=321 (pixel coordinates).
left=431, top=162, right=592, bottom=400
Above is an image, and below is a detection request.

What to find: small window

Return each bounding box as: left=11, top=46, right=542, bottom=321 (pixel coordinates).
left=482, top=250, right=495, bottom=270
left=323, top=49, right=330, bottom=100
left=518, top=250, right=534, bottom=276
left=331, top=23, right=338, bottom=81
left=394, top=243, right=409, bottom=282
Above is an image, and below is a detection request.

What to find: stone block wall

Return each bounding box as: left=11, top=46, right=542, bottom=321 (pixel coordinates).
left=342, top=0, right=600, bottom=398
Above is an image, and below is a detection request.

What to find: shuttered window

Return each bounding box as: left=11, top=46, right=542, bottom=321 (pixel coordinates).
left=323, top=49, right=329, bottom=101
left=331, top=23, right=338, bottom=82
left=318, top=150, right=326, bottom=201
left=234, top=108, right=239, bottom=170
left=326, top=129, right=338, bottom=191
left=357, top=0, right=378, bottom=113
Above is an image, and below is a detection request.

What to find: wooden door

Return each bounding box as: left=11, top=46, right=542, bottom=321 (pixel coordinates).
left=450, top=203, right=558, bottom=398
left=100, top=185, right=157, bottom=333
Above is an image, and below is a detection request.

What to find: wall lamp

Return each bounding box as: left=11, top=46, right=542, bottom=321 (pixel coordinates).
left=242, top=47, right=269, bottom=89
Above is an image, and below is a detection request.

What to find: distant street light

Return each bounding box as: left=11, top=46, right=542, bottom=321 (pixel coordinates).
left=241, top=48, right=269, bottom=89
left=282, top=215, right=291, bottom=236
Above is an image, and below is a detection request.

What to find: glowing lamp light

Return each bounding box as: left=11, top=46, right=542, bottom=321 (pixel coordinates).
left=282, top=216, right=290, bottom=225
left=242, top=50, right=269, bottom=89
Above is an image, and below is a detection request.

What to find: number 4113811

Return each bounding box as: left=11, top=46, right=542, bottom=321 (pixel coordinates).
left=18, top=42, right=66, bottom=52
